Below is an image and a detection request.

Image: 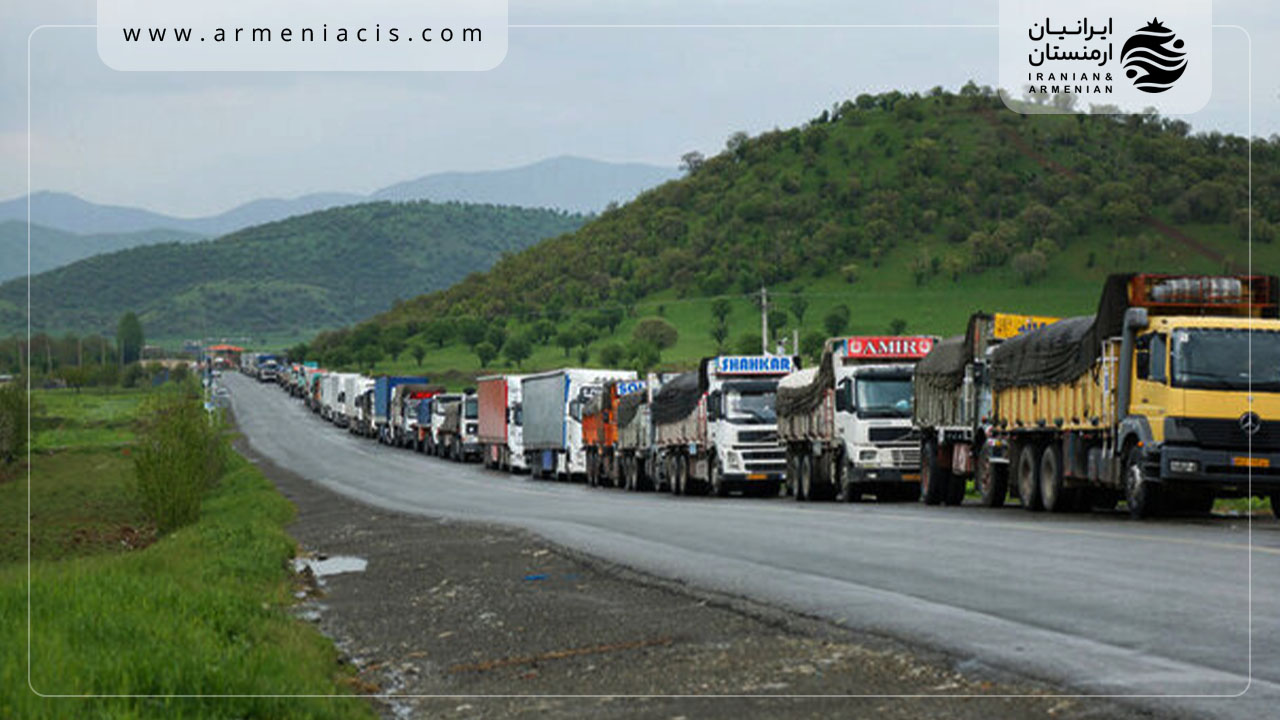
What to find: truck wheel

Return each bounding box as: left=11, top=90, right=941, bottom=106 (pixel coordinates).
left=586, top=451, right=597, bottom=487
left=976, top=445, right=1007, bottom=508
left=1039, top=444, right=1067, bottom=513
left=710, top=460, right=729, bottom=497
left=786, top=449, right=800, bottom=500
left=1124, top=446, right=1161, bottom=519
left=819, top=451, right=841, bottom=502
left=1016, top=443, right=1043, bottom=512
left=797, top=454, right=812, bottom=502
left=921, top=439, right=945, bottom=506
left=943, top=447, right=966, bottom=506
left=677, top=455, right=690, bottom=496
left=842, top=477, right=861, bottom=503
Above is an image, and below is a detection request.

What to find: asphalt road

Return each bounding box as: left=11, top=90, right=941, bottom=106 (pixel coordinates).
left=225, top=374, right=1280, bottom=718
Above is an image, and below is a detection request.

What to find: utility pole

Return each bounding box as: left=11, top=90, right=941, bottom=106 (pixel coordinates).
left=760, top=286, right=769, bottom=355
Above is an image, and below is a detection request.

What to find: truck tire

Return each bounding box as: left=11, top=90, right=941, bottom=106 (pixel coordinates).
left=710, top=459, right=729, bottom=497
left=797, top=454, right=813, bottom=502
left=786, top=448, right=802, bottom=500
left=1039, top=444, right=1067, bottom=513
left=1016, top=442, right=1043, bottom=512
left=976, top=444, right=1008, bottom=508
left=1124, top=445, right=1162, bottom=519
left=817, top=451, right=841, bottom=502
left=921, top=439, right=946, bottom=506
left=943, top=448, right=966, bottom=506
left=677, top=454, right=690, bottom=496
left=585, top=450, right=598, bottom=487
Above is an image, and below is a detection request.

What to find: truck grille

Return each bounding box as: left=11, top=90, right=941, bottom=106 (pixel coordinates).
left=738, top=430, right=777, bottom=444
left=869, top=427, right=919, bottom=444
left=1182, top=418, right=1280, bottom=452
left=890, top=448, right=921, bottom=469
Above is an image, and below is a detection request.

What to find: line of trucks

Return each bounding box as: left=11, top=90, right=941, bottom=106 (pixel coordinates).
left=260, top=274, right=1279, bottom=518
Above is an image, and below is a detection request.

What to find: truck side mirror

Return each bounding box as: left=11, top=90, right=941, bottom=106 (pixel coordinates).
left=835, top=379, right=851, bottom=412
left=707, top=391, right=721, bottom=421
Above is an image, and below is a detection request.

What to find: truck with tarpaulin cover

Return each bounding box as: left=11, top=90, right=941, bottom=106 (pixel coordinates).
left=521, top=369, right=638, bottom=480
left=988, top=273, right=1280, bottom=517
left=777, top=336, right=935, bottom=503
left=582, top=378, right=646, bottom=488
left=373, top=375, right=429, bottom=444
left=912, top=313, right=1058, bottom=507
left=652, top=355, right=796, bottom=497
left=477, top=375, right=528, bottom=472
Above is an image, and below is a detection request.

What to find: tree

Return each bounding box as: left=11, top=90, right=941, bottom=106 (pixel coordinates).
left=628, top=341, right=661, bottom=373
left=383, top=336, right=407, bottom=363
left=710, top=318, right=730, bottom=350
left=457, top=317, right=487, bottom=350
left=424, top=319, right=454, bottom=348
left=357, top=344, right=381, bottom=371
left=788, top=295, right=809, bottom=325
left=598, top=343, right=627, bottom=367
left=734, top=332, right=763, bottom=355
left=632, top=317, right=678, bottom=351
left=823, top=305, right=850, bottom=337
left=410, top=343, right=427, bottom=367
left=680, top=151, right=706, bottom=174
left=711, top=298, right=732, bottom=324
left=801, top=330, right=826, bottom=363
left=556, top=328, right=577, bottom=357
left=504, top=334, right=532, bottom=367
left=475, top=341, right=498, bottom=368
left=1012, top=250, right=1049, bottom=285
left=117, top=312, right=144, bottom=365
left=485, top=326, right=506, bottom=353
left=888, top=318, right=908, bottom=335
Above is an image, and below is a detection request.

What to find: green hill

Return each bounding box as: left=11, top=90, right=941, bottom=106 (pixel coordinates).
left=303, top=86, right=1278, bottom=382
left=0, top=201, right=584, bottom=339
left=0, top=221, right=204, bottom=282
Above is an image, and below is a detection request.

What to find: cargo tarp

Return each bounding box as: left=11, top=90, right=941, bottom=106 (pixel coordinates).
left=913, top=334, right=969, bottom=392
left=651, top=372, right=701, bottom=426
left=991, top=274, right=1133, bottom=390
left=617, top=390, right=646, bottom=429
left=775, top=340, right=837, bottom=418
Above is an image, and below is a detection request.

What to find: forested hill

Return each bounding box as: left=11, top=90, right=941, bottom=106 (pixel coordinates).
left=0, top=201, right=584, bottom=338
left=305, top=85, right=1277, bottom=374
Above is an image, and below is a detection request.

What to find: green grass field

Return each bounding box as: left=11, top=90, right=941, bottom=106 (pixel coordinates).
left=0, top=387, right=375, bottom=718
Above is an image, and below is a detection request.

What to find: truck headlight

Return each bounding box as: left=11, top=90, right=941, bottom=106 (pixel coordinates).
left=859, top=450, right=877, bottom=462
left=726, top=451, right=742, bottom=470
left=1170, top=460, right=1199, bottom=474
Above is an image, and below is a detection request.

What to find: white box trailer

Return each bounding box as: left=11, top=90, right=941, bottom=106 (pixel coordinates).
left=521, top=368, right=637, bottom=479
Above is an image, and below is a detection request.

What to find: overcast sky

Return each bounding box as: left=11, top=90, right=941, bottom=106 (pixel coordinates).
left=2, top=1, right=1276, bottom=217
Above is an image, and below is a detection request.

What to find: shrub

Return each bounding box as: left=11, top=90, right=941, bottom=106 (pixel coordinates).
left=0, top=380, right=27, bottom=466
left=133, top=390, right=228, bottom=532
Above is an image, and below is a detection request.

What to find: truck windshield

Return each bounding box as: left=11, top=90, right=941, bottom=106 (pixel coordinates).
left=1171, top=329, right=1280, bottom=391
left=464, top=398, right=479, bottom=419
left=726, top=390, right=777, bottom=424
left=856, top=376, right=914, bottom=418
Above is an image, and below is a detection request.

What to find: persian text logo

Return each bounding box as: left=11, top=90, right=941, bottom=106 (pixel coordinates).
left=1120, top=18, right=1188, bottom=94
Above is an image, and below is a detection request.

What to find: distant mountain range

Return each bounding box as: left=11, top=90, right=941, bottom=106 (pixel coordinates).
left=0, top=222, right=204, bottom=282
left=0, top=156, right=678, bottom=238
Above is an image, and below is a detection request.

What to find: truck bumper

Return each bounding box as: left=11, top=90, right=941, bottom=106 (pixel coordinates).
left=848, top=467, right=920, bottom=485
left=1159, top=445, right=1280, bottom=496
left=723, top=472, right=785, bottom=484
left=462, top=442, right=483, bottom=461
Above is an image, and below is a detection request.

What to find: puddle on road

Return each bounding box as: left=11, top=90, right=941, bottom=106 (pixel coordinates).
left=293, top=554, right=368, bottom=578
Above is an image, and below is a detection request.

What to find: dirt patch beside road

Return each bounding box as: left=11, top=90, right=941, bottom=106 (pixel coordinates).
left=235, top=437, right=1162, bottom=720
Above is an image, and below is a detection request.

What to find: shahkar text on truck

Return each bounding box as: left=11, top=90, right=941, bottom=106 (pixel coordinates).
left=988, top=273, right=1280, bottom=518
left=652, top=355, right=796, bottom=497
left=777, top=336, right=935, bottom=502
left=913, top=312, right=1059, bottom=507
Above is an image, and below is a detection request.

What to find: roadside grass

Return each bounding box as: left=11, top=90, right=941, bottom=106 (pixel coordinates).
left=29, top=388, right=146, bottom=453
left=1, top=386, right=376, bottom=718
left=0, top=449, right=149, bottom=564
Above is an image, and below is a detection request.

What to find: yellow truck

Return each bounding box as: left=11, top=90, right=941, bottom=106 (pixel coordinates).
left=988, top=273, right=1279, bottom=517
